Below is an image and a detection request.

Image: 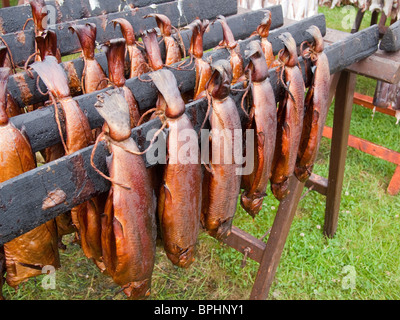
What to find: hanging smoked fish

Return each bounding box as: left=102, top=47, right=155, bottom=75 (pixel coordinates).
left=270, top=32, right=305, bottom=201
left=92, top=89, right=157, bottom=299
left=103, top=38, right=141, bottom=128
left=295, top=26, right=331, bottom=183
left=29, top=0, right=62, bottom=62
left=257, top=10, right=276, bottom=69
left=30, top=0, right=47, bottom=36
left=148, top=69, right=202, bottom=268
left=141, top=29, right=164, bottom=72
left=69, top=23, right=108, bottom=94
left=188, top=19, right=212, bottom=101
left=35, top=29, right=59, bottom=61
left=201, top=60, right=242, bottom=240
left=0, top=67, right=60, bottom=290
left=0, top=47, right=21, bottom=118
left=30, top=56, right=105, bottom=271
left=240, top=40, right=277, bottom=218
left=111, top=18, right=150, bottom=79
left=216, top=15, right=245, bottom=85
left=144, top=13, right=182, bottom=66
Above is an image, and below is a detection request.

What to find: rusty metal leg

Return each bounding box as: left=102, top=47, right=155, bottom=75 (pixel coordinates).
left=2, top=0, right=10, bottom=7
left=324, top=70, right=357, bottom=238
left=388, top=166, right=400, bottom=196
left=250, top=177, right=305, bottom=300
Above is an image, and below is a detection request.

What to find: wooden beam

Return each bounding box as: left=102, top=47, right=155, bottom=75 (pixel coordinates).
left=306, top=173, right=328, bottom=196
left=7, top=5, right=285, bottom=108
left=380, top=19, right=400, bottom=52
left=388, top=166, right=400, bottom=196
left=1, top=0, right=238, bottom=66
left=224, top=227, right=267, bottom=264
left=250, top=177, right=305, bottom=300
left=324, top=70, right=357, bottom=238
left=353, top=92, right=398, bottom=117
left=0, top=0, right=174, bottom=35
left=325, top=25, right=379, bottom=75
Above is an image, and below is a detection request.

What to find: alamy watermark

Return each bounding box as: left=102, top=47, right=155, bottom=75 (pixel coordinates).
left=41, top=265, right=56, bottom=290
left=144, top=128, right=256, bottom=176
left=342, top=265, right=357, bottom=290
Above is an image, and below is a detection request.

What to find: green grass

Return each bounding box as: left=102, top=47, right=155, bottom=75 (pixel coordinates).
left=2, top=4, right=400, bottom=300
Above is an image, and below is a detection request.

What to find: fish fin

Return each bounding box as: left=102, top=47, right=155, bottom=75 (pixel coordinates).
left=113, top=217, right=124, bottom=239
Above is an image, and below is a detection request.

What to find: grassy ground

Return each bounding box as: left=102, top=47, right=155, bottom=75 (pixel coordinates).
left=2, top=4, right=400, bottom=300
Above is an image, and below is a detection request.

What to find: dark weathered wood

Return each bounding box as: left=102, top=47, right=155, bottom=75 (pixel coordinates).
left=380, top=19, right=400, bottom=52
left=10, top=13, right=326, bottom=152
left=0, top=144, right=111, bottom=245
left=8, top=5, right=285, bottom=108
left=325, top=25, right=379, bottom=75
left=1, top=0, right=238, bottom=67
left=250, top=177, right=305, bottom=300
left=325, top=28, right=400, bottom=84
left=324, top=70, right=357, bottom=238
left=224, top=227, right=267, bottom=264
left=0, top=0, right=173, bottom=35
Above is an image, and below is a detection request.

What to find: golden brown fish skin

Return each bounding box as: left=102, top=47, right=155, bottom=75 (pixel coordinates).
left=142, top=30, right=164, bottom=71
left=158, top=115, right=202, bottom=268
left=257, top=11, right=275, bottom=68
left=271, top=33, right=305, bottom=201
left=0, top=67, right=60, bottom=290
left=31, top=57, right=105, bottom=267
left=103, top=38, right=141, bottom=128
left=188, top=19, right=212, bottom=101
left=201, top=60, right=242, bottom=240
left=105, top=141, right=157, bottom=299
left=240, top=41, right=277, bottom=218
left=94, top=91, right=157, bottom=300
left=144, top=14, right=182, bottom=65
left=111, top=18, right=150, bottom=78
left=149, top=69, right=202, bottom=268
left=295, top=26, right=330, bottom=183
left=69, top=23, right=108, bottom=94
left=0, top=47, right=22, bottom=118
left=217, top=15, right=245, bottom=85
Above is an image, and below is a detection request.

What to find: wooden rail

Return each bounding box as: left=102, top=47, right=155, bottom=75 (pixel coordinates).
left=0, top=0, right=174, bottom=34
left=0, top=0, right=238, bottom=66
left=7, top=5, right=285, bottom=108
